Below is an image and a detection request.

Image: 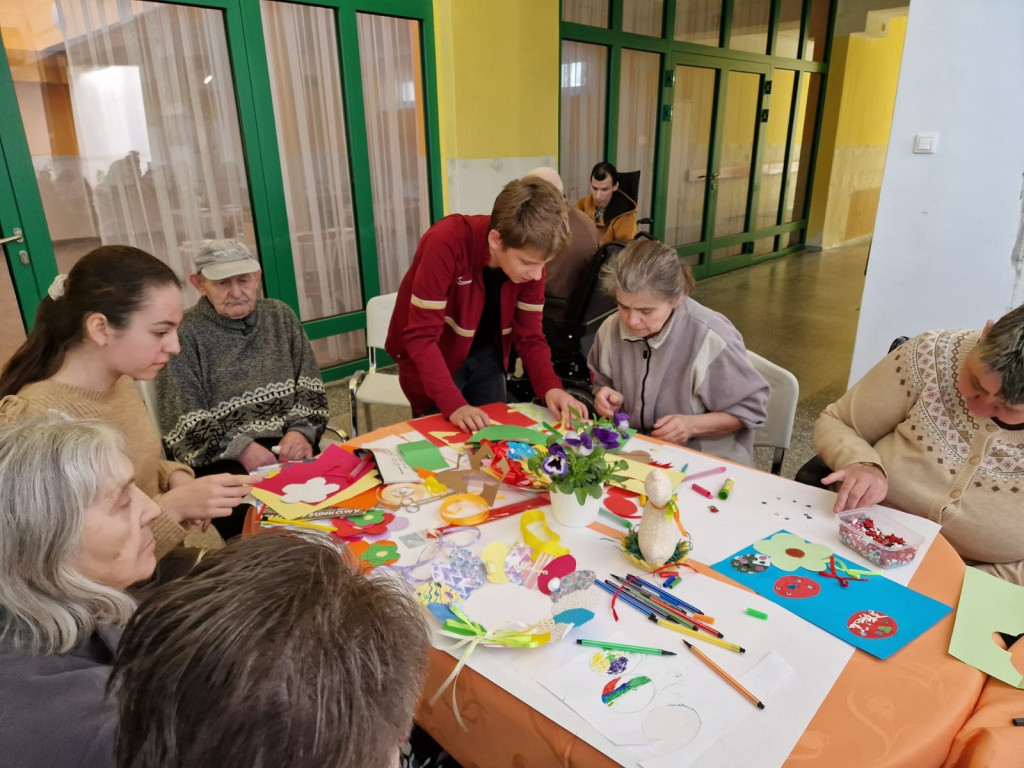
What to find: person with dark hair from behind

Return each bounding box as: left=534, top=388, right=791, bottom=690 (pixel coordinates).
left=574, top=161, right=638, bottom=245
left=815, top=303, right=1024, bottom=584
left=109, top=531, right=431, bottom=768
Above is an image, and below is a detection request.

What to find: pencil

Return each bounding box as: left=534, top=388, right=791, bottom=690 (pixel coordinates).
left=682, top=639, right=764, bottom=708
left=650, top=616, right=745, bottom=653
left=263, top=516, right=336, bottom=532
left=577, top=639, right=676, bottom=656
left=684, top=466, right=727, bottom=483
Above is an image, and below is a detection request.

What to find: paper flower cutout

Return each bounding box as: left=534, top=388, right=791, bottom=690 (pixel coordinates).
left=280, top=477, right=340, bottom=504
left=360, top=541, right=399, bottom=567
left=754, top=532, right=833, bottom=573
left=333, top=512, right=394, bottom=539
left=346, top=508, right=385, bottom=526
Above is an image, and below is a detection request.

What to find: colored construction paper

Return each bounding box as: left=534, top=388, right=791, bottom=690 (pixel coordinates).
left=359, top=443, right=422, bottom=484
left=610, top=458, right=685, bottom=495
left=413, top=403, right=539, bottom=447
left=255, top=444, right=368, bottom=495
left=711, top=530, right=951, bottom=660
left=251, top=471, right=381, bottom=519
left=469, top=425, right=549, bottom=445
left=398, top=439, right=449, bottom=471
left=949, top=567, right=1024, bottom=688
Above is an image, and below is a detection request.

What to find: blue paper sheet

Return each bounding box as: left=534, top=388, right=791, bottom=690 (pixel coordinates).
left=711, top=530, right=952, bottom=660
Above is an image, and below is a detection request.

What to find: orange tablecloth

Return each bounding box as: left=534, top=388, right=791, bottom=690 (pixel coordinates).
left=251, top=418, right=988, bottom=767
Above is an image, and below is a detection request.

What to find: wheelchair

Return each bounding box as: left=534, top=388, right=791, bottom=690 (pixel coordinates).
left=506, top=239, right=627, bottom=413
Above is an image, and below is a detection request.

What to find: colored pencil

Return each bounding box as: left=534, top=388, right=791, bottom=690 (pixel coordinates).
left=613, top=574, right=706, bottom=616
left=682, top=639, right=764, bottom=708
left=651, top=616, right=745, bottom=653
left=684, top=466, right=728, bottom=483
left=577, top=639, right=676, bottom=656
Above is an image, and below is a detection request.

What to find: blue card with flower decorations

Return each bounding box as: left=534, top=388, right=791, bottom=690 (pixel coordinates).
left=711, top=530, right=951, bottom=659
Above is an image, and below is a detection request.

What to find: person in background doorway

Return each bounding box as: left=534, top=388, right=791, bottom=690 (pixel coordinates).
left=588, top=237, right=768, bottom=466
left=574, top=161, right=638, bottom=245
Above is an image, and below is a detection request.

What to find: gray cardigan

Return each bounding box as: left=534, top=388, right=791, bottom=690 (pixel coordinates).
left=588, top=297, right=769, bottom=465
left=0, top=626, right=120, bottom=768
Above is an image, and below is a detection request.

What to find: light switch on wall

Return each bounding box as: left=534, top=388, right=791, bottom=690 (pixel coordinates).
left=913, top=133, right=938, bottom=154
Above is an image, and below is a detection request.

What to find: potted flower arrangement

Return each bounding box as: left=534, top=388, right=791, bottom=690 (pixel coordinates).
left=527, top=412, right=630, bottom=527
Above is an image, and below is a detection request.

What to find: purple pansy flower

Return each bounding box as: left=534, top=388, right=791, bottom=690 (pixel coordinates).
left=613, top=410, right=630, bottom=436
left=591, top=426, right=621, bottom=451
left=564, top=430, right=594, bottom=456
left=541, top=453, right=569, bottom=477
left=548, top=442, right=567, bottom=459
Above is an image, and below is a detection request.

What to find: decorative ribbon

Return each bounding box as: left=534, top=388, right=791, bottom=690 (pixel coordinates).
left=520, top=509, right=570, bottom=559
left=430, top=605, right=550, bottom=730
left=817, top=554, right=870, bottom=587
left=381, top=527, right=481, bottom=586
left=439, top=493, right=490, bottom=526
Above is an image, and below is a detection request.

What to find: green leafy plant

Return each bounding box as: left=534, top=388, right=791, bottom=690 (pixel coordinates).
left=526, top=411, right=630, bottom=504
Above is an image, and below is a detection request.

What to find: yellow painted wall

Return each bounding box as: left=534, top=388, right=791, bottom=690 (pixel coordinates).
left=433, top=0, right=560, bottom=210
left=807, top=13, right=907, bottom=248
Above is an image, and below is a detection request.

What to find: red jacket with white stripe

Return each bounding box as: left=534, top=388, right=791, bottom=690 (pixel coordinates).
left=385, top=214, right=563, bottom=417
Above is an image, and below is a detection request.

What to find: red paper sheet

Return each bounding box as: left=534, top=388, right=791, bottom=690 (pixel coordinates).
left=254, top=444, right=370, bottom=495
left=413, top=403, right=541, bottom=447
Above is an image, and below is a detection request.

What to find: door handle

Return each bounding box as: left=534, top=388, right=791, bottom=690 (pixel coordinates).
left=696, top=173, right=720, bottom=180
left=0, top=228, right=24, bottom=245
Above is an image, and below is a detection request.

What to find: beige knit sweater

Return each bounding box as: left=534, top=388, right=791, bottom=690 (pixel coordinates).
left=816, top=329, right=1024, bottom=584
left=0, top=377, right=205, bottom=559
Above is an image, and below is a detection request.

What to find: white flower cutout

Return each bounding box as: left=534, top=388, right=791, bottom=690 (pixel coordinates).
left=280, top=477, right=341, bottom=504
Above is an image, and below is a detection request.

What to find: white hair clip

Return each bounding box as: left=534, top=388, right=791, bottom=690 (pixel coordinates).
left=47, top=274, right=68, bottom=301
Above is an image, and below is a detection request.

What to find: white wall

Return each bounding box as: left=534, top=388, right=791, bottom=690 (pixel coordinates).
left=847, top=0, right=1024, bottom=384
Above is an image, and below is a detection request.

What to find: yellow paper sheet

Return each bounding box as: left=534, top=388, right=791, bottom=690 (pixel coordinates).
left=608, top=457, right=685, bottom=495
left=251, top=471, right=381, bottom=520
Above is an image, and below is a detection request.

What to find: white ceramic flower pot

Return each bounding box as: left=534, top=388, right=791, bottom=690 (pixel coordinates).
left=549, top=488, right=603, bottom=527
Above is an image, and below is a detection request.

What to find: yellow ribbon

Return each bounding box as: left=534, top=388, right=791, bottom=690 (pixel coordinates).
left=439, top=493, right=490, bottom=526
left=431, top=605, right=550, bottom=730
left=520, top=508, right=570, bottom=560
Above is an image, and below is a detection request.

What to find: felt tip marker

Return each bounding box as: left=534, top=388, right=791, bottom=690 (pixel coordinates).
left=691, top=484, right=713, bottom=499
left=577, top=639, right=677, bottom=656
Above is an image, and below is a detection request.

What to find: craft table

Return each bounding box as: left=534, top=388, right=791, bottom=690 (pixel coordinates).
left=251, top=413, right=986, bottom=767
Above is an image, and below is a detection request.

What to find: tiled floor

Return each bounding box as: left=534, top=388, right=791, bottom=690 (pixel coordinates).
left=327, top=243, right=870, bottom=479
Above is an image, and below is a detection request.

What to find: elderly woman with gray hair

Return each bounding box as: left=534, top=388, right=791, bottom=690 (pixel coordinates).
left=588, top=238, right=769, bottom=466
left=0, top=416, right=160, bottom=767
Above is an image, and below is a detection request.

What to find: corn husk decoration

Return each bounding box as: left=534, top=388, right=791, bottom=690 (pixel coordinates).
left=634, top=468, right=690, bottom=568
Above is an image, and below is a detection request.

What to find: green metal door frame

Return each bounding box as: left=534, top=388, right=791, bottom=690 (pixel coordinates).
left=0, top=0, right=443, bottom=380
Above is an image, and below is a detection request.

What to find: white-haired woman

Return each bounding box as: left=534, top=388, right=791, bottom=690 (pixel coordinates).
left=588, top=238, right=769, bottom=466
left=0, top=416, right=160, bottom=767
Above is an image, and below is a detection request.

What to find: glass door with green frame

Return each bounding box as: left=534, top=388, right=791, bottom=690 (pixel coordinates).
left=657, top=52, right=769, bottom=278
left=0, top=136, right=34, bottom=365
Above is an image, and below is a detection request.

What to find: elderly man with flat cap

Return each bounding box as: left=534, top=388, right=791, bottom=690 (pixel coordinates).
left=156, top=240, right=328, bottom=536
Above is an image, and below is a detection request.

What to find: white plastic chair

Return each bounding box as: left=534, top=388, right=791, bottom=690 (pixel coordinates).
left=348, top=293, right=411, bottom=435
left=746, top=351, right=799, bottom=475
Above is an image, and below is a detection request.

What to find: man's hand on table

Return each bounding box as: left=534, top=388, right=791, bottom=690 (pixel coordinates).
left=545, top=388, right=589, bottom=425
left=450, top=404, right=490, bottom=433
left=238, top=440, right=278, bottom=473
left=278, top=430, right=314, bottom=461
left=822, top=462, right=888, bottom=514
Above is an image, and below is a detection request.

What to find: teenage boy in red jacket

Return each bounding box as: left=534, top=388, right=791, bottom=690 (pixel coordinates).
left=386, top=178, right=588, bottom=432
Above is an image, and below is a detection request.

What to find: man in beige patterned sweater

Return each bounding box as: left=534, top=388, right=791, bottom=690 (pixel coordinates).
left=815, top=304, right=1024, bottom=584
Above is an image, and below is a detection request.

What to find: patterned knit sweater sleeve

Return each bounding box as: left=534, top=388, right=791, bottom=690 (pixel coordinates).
left=814, top=338, right=922, bottom=474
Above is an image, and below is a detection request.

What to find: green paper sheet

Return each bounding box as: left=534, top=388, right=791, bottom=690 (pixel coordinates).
left=397, top=439, right=449, bottom=471
left=469, top=425, right=548, bottom=445
left=948, top=566, right=1024, bottom=688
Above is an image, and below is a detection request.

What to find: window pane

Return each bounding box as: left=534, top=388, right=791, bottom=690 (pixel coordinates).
left=623, top=0, right=663, bottom=37
left=664, top=65, right=715, bottom=248
left=616, top=50, right=660, bottom=221
left=776, top=0, right=803, bottom=58
left=562, top=0, right=609, bottom=27
left=753, top=235, right=776, bottom=256
left=4, top=0, right=253, bottom=295
left=357, top=14, right=431, bottom=294
left=560, top=41, right=608, bottom=207
left=311, top=329, right=367, bottom=369
left=729, top=0, right=770, bottom=55
left=785, top=72, right=822, bottom=223
left=805, top=0, right=830, bottom=61
left=711, top=242, right=743, bottom=261
left=757, top=70, right=795, bottom=229
left=262, top=1, right=360, bottom=333
left=714, top=70, right=761, bottom=237
left=674, top=0, right=721, bottom=46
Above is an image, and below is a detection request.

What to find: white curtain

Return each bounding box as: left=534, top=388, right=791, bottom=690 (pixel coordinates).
left=356, top=13, right=431, bottom=295
left=616, top=49, right=661, bottom=220
left=562, top=0, right=610, bottom=27
left=622, top=0, right=663, bottom=37
left=55, top=0, right=251, bottom=305
left=560, top=41, right=608, bottom=206
left=262, top=1, right=362, bottom=366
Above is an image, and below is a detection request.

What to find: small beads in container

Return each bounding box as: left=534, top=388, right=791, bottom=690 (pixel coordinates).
left=837, top=510, right=923, bottom=568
